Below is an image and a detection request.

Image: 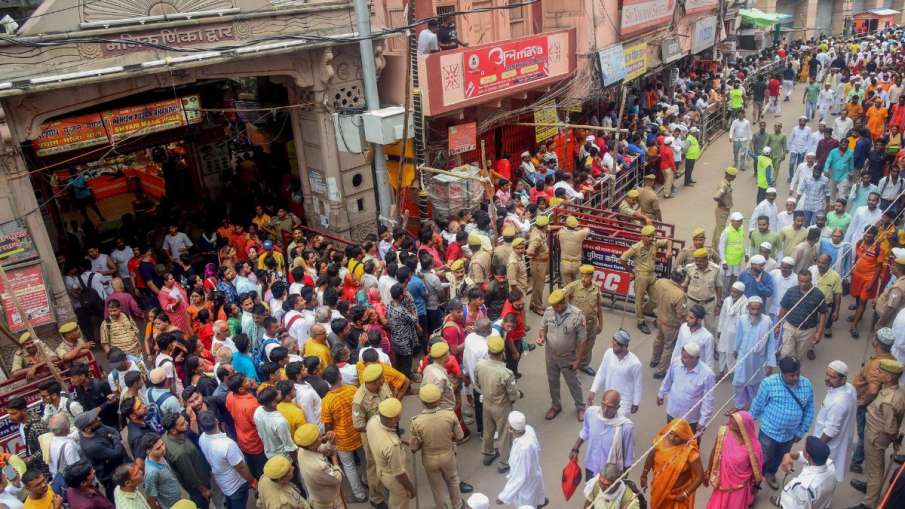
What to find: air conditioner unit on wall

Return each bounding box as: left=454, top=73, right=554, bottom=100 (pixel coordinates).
left=361, top=106, right=414, bottom=145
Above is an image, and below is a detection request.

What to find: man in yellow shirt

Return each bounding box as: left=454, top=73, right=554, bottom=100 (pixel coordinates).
left=303, top=324, right=332, bottom=372
left=321, top=366, right=367, bottom=502
left=23, top=469, right=61, bottom=509
left=275, top=380, right=307, bottom=438
left=256, top=240, right=285, bottom=273
left=356, top=349, right=411, bottom=398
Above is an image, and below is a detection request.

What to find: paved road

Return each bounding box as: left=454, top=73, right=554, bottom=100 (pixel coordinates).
left=347, top=96, right=876, bottom=509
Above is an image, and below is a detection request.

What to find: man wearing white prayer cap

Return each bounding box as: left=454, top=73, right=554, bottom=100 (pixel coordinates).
left=737, top=253, right=773, bottom=312
left=756, top=241, right=778, bottom=272
left=718, top=281, right=748, bottom=376
left=498, top=411, right=546, bottom=507
left=731, top=292, right=777, bottom=409
left=814, top=360, right=857, bottom=481
left=656, top=339, right=716, bottom=433
left=768, top=256, right=798, bottom=325
left=467, top=493, right=490, bottom=509
left=776, top=196, right=797, bottom=232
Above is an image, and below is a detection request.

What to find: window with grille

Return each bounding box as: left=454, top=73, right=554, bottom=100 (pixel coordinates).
left=509, top=0, right=526, bottom=37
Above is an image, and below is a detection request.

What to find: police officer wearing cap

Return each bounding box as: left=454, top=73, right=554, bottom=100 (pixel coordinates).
left=675, top=227, right=720, bottom=268
left=774, top=436, right=837, bottom=508
left=259, top=454, right=307, bottom=509
left=526, top=215, right=550, bottom=315
left=639, top=174, right=662, bottom=222
left=650, top=269, right=688, bottom=378
left=423, top=342, right=457, bottom=412
left=506, top=238, right=529, bottom=296
left=713, top=167, right=737, bottom=245
left=849, top=359, right=905, bottom=509
left=410, top=384, right=471, bottom=509
left=558, top=216, right=590, bottom=285
left=618, top=189, right=652, bottom=225
left=684, top=247, right=722, bottom=333
left=353, top=363, right=393, bottom=507
left=11, top=332, right=58, bottom=377
left=493, top=226, right=516, bottom=269
left=55, top=321, right=95, bottom=362
left=537, top=289, right=587, bottom=422
left=366, top=398, right=415, bottom=509
left=620, top=224, right=671, bottom=335
left=467, top=234, right=492, bottom=286
left=874, top=256, right=905, bottom=328
left=474, top=335, right=518, bottom=472
left=563, top=264, right=604, bottom=376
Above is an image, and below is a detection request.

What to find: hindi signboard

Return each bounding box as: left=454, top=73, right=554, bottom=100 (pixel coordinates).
left=534, top=100, right=558, bottom=143
left=583, top=237, right=670, bottom=299
left=623, top=42, right=648, bottom=82
left=691, top=15, right=718, bottom=54
left=620, top=0, right=676, bottom=36
left=0, top=264, right=54, bottom=331
left=102, top=95, right=202, bottom=141
left=32, top=113, right=108, bottom=157
left=597, top=44, right=626, bottom=87
left=448, top=122, right=477, bottom=155
left=0, top=220, right=37, bottom=266
left=661, top=37, right=684, bottom=63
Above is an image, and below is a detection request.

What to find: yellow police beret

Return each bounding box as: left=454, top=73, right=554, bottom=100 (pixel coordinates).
left=512, top=237, right=526, bottom=248
left=18, top=332, right=30, bottom=343
left=880, top=359, right=904, bottom=375
left=378, top=397, right=403, bottom=418
left=58, top=322, right=78, bottom=334
left=419, top=383, right=442, bottom=403
left=725, top=167, right=738, bottom=176
left=170, top=501, right=198, bottom=509
left=535, top=215, right=550, bottom=226
left=362, top=363, right=384, bottom=383
left=690, top=227, right=706, bottom=238
left=550, top=197, right=564, bottom=207
left=293, top=423, right=320, bottom=447
left=548, top=289, right=565, bottom=305
left=643, top=173, right=656, bottom=180
left=641, top=225, right=656, bottom=236
left=450, top=259, right=465, bottom=271
left=896, top=257, right=905, bottom=265
left=263, top=455, right=292, bottom=479
left=501, top=225, right=516, bottom=237
left=468, top=233, right=482, bottom=246
left=579, top=264, right=594, bottom=274
left=565, top=216, right=579, bottom=228
left=626, top=189, right=640, bottom=198
left=693, top=248, right=709, bottom=258
left=430, top=341, right=450, bottom=358
left=487, top=335, right=505, bottom=354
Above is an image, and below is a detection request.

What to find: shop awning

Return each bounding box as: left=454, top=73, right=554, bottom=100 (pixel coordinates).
left=738, top=8, right=793, bottom=27
left=862, top=8, right=900, bottom=16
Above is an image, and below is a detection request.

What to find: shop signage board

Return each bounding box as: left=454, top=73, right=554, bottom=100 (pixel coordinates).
left=103, top=95, right=202, bottom=141
left=534, top=100, right=558, bottom=143
left=661, top=37, right=684, bottom=63
left=597, top=44, right=626, bottom=87
left=419, top=30, right=577, bottom=116
left=448, top=122, right=477, bottom=155
left=583, top=237, right=670, bottom=299
left=101, top=23, right=240, bottom=56
left=0, top=220, right=37, bottom=267
left=560, top=98, right=584, bottom=112
left=0, top=264, right=54, bottom=331
left=691, top=15, right=719, bottom=54
left=32, top=113, right=108, bottom=157
left=623, top=42, right=648, bottom=82
left=620, top=0, right=676, bottom=36
left=685, top=0, right=718, bottom=15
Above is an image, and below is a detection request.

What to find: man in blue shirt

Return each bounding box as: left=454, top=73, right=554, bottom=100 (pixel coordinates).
left=852, top=128, right=873, bottom=173
left=824, top=143, right=854, bottom=203
left=737, top=255, right=774, bottom=302
left=750, top=356, right=815, bottom=489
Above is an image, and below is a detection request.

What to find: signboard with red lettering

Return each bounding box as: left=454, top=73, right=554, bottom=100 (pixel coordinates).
left=0, top=220, right=37, bottom=266
left=583, top=238, right=671, bottom=299
left=31, top=113, right=108, bottom=157
left=620, top=0, right=676, bottom=36
left=463, top=36, right=549, bottom=98
left=0, top=264, right=54, bottom=331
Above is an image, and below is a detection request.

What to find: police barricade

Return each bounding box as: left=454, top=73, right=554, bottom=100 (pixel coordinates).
left=0, top=351, right=102, bottom=456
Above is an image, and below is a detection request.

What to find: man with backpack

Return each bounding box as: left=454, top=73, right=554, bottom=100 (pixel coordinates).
left=145, top=368, right=183, bottom=433
left=106, top=348, right=147, bottom=397
left=72, top=259, right=107, bottom=345
left=38, top=380, right=83, bottom=426
left=99, top=300, right=142, bottom=356
left=154, top=334, right=183, bottom=397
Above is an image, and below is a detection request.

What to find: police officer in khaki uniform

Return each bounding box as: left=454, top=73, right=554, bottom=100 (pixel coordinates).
left=526, top=215, right=550, bottom=315
left=850, top=359, right=905, bottom=509
left=675, top=227, right=721, bottom=268
left=619, top=224, right=670, bottom=335
left=713, top=167, right=737, bottom=245
left=352, top=363, right=393, bottom=507
left=639, top=174, right=662, bottom=222
left=537, top=289, right=586, bottom=422
left=10, top=332, right=58, bottom=377
left=506, top=237, right=529, bottom=296
left=618, top=189, right=652, bottom=225
left=474, top=335, right=517, bottom=472
left=563, top=264, right=604, bottom=376
left=294, top=423, right=343, bottom=509
left=493, top=225, right=516, bottom=269
left=874, top=257, right=905, bottom=328
left=684, top=248, right=722, bottom=333
left=367, top=398, right=415, bottom=509
left=559, top=216, right=590, bottom=285
left=467, top=234, right=492, bottom=285
left=422, top=342, right=456, bottom=411
left=651, top=269, right=687, bottom=378
left=410, top=384, right=466, bottom=509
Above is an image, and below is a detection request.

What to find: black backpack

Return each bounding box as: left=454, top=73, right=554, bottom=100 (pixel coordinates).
left=77, top=272, right=105, bottom=316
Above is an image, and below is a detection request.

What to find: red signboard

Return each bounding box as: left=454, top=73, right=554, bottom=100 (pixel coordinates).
left=583, top=237, right=671, bottom=299
left=32, top=113, right=108, bottom=157
left=0, top=264, right=54, bottom=331
left=419, top=30, right=576, bottom=116
left=448, top=122, right=477, bottom=155
left=102, top=95, right=202, bottom=142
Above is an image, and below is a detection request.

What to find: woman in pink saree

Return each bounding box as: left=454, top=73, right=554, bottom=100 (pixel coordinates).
left=158, top=272, right=192, bottom=334
left=705, top=411, right=763, bottom=509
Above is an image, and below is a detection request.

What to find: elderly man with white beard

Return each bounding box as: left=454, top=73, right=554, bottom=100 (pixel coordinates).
left=732, top=296, right=777, bottom=410
left=813, top=360, right=857, bottom=482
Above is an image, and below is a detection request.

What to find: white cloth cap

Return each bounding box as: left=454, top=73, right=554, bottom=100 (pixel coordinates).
left=730, top=211, right=744, bottom=221
left=521, top=151, right=530, bottom=158
left=828, top=360, right=849, bottom=377
left=786, top=197, right=797, bottom=203
left=586, top=135, right=596, bottom=142
left=760, top=241, right=773, bottom=251
left=508, top=411, right=526, bottom=431
left=763, top=146, right=772, bottom=154
left=467, top=494, right=490, bottom=509
left=766, top=187, right=777, bottom=194
left=748, top=296, right=763, bottom=304
left=732, top=281, right=746, bottom=291
left=806, top=151, right=817, bottom=157
left=750, top=254, right=766, bottom=265
left=781, top=256, right=795, bottom=265
left=683, top=342, right=701, bottom=357
left=892, top=247, right=905, bottom=259
left=799, top=115, right=808, bottom=120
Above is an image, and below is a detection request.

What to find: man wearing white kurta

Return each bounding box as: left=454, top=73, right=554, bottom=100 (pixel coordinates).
left=844, top=192, right=882, bottom=245
left=463, top=318, right=491, bottom=433
left=497, top=411, right=546, bottom=508
left=717, top=281, right=748, bottom=375
left=587, top=330, right=642, bottom=415
left=750, top=188, right=779, bottom=232
left=813, top=360, right=857, bottom=482
left=768, top=257, right=798, bottom=323
left=670, top=305, right=715, bottom=371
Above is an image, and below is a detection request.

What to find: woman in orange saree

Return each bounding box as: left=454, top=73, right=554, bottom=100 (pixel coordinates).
left=850, top=225, right=884, bottom=337
left=705, top=411, right=763, bottom=509
left=640, top=419, right=704, bottom=509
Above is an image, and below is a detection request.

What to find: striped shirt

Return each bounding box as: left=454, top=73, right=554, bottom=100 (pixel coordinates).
left=321, top=384, right=361, bottom=452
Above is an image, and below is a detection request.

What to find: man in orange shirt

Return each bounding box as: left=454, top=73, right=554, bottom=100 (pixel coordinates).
left=224, top=373, right=266, bottom=477
left=357, top=349, right=410, bottom=399
left=321, top=366, right=367, bottom=503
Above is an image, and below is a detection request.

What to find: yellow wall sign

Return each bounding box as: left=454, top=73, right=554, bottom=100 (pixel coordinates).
left=534, top=100, right=558, bottom=143
left=623, top=42, right=648, bottom=82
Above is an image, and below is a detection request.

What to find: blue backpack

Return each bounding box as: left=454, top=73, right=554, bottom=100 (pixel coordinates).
left=144, top=387, right=175, bottom=433
left=252, top=337, right=281, bottom=381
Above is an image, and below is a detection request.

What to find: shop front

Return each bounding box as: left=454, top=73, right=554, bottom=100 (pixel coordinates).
left=853, top=9, right=901, bottom=34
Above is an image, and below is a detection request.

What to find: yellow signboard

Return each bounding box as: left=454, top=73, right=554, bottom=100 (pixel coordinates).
left=623, top=42, right=648, bottom=82
left=534, top=100, right=558, bottom=143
